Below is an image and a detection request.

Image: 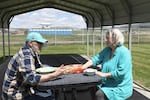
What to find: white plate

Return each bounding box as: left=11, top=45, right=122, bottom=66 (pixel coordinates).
left=36, top=66, right=57, bottom=74
left=83, top=68, right=97, bottom=76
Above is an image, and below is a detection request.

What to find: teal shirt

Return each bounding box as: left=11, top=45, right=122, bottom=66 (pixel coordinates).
left=92, top=45, right=133, bottom=100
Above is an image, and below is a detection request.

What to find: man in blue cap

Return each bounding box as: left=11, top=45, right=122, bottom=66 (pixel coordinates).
left=2, top=32, right=64, bottom=100
left=26, top=32, right=48, bottom=53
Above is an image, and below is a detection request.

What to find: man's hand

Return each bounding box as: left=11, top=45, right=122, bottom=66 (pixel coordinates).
left=54, top=64, right=64, bottom=76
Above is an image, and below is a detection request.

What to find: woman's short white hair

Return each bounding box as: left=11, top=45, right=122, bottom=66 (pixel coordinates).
left=107, top=28, right=125, bottom=46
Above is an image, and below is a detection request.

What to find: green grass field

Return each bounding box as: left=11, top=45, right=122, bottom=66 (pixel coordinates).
left=0, top=32, right=150, bottom=89
left=131, top=44, right=150, bottom=88
left=0, top=43, right=150, bottom=89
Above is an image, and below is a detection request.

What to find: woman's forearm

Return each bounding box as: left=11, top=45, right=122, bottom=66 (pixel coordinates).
left=96, top=71, right=112, bottom=78
left=82, top=60, right=93, bottom=69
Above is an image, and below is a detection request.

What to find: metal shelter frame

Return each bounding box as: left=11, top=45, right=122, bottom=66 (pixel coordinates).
left=0, top=0, right=150, bottom=58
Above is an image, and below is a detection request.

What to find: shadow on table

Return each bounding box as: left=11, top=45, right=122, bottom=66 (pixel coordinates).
left=40, top=54, right=87, bottom=67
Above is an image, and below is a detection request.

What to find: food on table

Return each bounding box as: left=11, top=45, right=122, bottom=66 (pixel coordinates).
left=62, top=65, right=73, bottom=74
left=63, top=64, right=83, bottom=74
left=83, top=68, right=97, bottom=76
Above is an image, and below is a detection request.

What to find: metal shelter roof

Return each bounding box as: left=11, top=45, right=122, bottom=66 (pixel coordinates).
left=0, top=0, right=150, bottom=28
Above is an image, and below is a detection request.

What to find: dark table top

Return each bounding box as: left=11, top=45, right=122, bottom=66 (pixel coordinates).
left=37, top=73, right=101, bottom=90
left=37, top=54, right=101, bottom=90
left=40, top=54, right=88, bottom=67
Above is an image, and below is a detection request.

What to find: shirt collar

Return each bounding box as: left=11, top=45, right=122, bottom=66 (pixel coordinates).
left=109, top=44, right=123, bottom=56
left=25, top=44, right=36, bottom=57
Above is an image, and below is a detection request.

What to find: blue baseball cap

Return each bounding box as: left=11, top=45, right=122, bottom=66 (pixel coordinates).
left=26, top=32, right=48, bottom=44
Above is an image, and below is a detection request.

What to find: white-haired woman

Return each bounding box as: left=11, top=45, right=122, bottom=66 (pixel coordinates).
left=82, top=29, right=133, bottom=100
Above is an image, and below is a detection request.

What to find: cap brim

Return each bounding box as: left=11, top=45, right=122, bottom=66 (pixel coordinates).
left=37, top=39, right=48, bottom=44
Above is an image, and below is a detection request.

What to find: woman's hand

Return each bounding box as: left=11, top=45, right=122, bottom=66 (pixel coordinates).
left=96, top=71, right=112, bottom=78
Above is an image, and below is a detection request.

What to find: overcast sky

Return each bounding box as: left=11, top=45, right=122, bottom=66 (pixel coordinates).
left=10, top=8, right=86, bottom=29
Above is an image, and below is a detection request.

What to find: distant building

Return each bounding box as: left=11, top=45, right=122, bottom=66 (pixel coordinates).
left=28, top=28, right=73, bottom=35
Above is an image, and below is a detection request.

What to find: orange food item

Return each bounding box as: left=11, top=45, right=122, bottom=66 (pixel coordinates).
left=63, top=64, right=83, bottom=74
left=72, top=64, right=83, bottom=74
left=72, top=66, right=83, bottom=74
left=63, top=65, right=73, bottom=74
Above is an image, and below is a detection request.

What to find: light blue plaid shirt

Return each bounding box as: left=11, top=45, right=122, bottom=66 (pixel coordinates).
left=2, top=44, right=41, bottom=100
